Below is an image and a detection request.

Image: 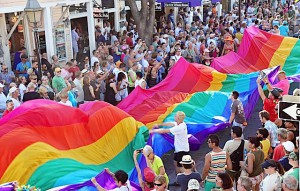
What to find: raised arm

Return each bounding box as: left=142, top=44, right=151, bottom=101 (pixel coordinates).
left=256, top=78, right=266, bottom=102
left=133, top=151, right=145, bottom=191
left=263, top=77, right=273, bottom=92
left=91, top=177, right=106, bottom=191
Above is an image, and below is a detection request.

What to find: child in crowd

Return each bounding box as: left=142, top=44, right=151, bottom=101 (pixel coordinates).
left=58, top=89, right=72, bottom=107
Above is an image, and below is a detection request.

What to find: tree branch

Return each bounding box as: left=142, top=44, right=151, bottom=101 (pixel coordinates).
left=126, top=0, right=141, bottom=20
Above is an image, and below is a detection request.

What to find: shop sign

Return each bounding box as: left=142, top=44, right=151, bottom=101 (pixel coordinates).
left=155, top=2, right=162, bottom=11
left=94, top=11, right=109, bottom=19
left=165, top=2, right=189, bottom=7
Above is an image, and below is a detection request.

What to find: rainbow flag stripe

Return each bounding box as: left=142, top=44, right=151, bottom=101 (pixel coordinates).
left=118, top=59, right=278, bottom=125
left=0, top=100, right=147, bottom=190
left=211, top=26, right=300, bottom=77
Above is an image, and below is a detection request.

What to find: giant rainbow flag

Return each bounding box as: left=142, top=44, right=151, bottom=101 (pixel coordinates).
left=0, top=100, right=147, bottom=190
left=211, top=26, right=300, bottom=77
left=118, top=58, right=278, bottom=126
left=1, top=27, right=299, bottom=190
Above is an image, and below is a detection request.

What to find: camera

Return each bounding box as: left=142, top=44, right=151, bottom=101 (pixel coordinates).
left=258, top=71, right=267, bottom=80
left=136, top=148, right=143, bottom=153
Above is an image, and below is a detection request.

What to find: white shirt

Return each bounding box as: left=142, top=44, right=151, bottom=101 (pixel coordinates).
left=113, top=68, right=120, bottom=81
left=11, top=98, right=21, bottom=109
left=173, top=55, right=182, bottom=62
left=175, top=27, right=181, bottom=37
left=19, top=84, right=27, bottom=101
left=91, top=56, right=99, bottom=68
left=260, top=172, right=282, bottom=191
left=73, top=78, right=84, bottom=102
left=59, top=100, right=72, bottom=107
left=135, top=78, right=146, bottom=88
left=0, top=92, right=7, bottom=111
left=110, top=180, right=132, bottom=191
left=170, top=122, right=189, bottom=152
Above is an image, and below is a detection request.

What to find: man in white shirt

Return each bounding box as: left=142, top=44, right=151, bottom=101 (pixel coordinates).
left=150, top=111, right=190, bottom=175
left=175, top=22, right=183, bottom=37
left=91, top=169, right=132, bottom=191
left=0, top=83, right=7, bottom=117
left=9, top=87, right=21, bottom=109
left=171, top=48, right=182, bottom=63
left=91, top=50, right=100, bottom=69
left=223, top=126, right=249, bottom=183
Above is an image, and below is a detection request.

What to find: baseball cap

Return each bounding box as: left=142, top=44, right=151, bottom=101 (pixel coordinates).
left=96, top=70, right=105, bottom=75
left=9, top=87, right=18, bottom=95
left=0, top=83, right=4, bottom=88
left=187, top=179, right=200, bottom=190
left=180, top=155, right=194, bottom=165
left=143, top=167, right=155, bottom=182
left=261, top=159, right=277, bottom=169
left=55, top=68, right=62, bottom=73
left=282, top=141, right=295, bottom=152
left=81, top=69, right=88, bottom=74
left=270, top=88, right=282, bottom=99
left=289, top=152, right=298, bottom=161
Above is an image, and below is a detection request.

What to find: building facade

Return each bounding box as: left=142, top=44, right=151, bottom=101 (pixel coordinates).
left=0, top=0, right=96, bottom=70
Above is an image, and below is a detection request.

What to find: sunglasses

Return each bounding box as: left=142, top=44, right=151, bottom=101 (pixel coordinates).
left=32, top=78, right=37, bottom=80
left=154, top=183, right=162, bottom=186
left=57, top=71, right=61, bottom=73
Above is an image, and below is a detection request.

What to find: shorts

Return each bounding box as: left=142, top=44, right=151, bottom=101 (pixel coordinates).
left=73, top=45, right=79, bottom=53
left=249, top=173, right=264, bottom=187
left=174, top=151, right=189, bottom=167
left=115, top=93, right=121, bottom=101
left=204, top=180, right=216, bottom=191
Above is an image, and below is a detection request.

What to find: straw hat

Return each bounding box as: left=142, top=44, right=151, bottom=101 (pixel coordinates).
left=224, top=36, right=233, bottom=41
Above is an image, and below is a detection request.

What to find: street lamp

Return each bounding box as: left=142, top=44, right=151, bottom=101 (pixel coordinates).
left=24, top=0, right=43, bottom=78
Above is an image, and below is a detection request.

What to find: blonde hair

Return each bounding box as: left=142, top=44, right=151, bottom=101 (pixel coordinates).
left=27, top=82, right=36, bottom=90
left=155, top=175, right=167, bottom=184
left=59, top=89, right=69, bottom=99
left=176, top=111, right=186, bottom=122
left=39, top=86, right=48, bottom=95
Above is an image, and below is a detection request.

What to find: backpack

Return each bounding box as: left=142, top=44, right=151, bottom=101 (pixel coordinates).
left=230, top=140, right=244, bottom=171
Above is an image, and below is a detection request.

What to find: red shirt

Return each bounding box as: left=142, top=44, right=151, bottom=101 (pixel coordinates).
left=69, top=66, right=80, bottom=81
left=273, top=144, right=285, bottom=161
left=263, top=98, right=279, bottom=122
left=2, top=110, right=11, bottom=117
left=126, top=37, right=133, bottom=48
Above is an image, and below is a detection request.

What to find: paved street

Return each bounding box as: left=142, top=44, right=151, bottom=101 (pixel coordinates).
left=162, top=82, right=299, bottom=190
left=162, top=98, right=262, bottom=190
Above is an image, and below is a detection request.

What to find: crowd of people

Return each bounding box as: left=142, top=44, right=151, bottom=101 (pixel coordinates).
left=0, top=0, right=299, bottom=116
left=90, top=76, right=299, bottom=191
left=0, top=0, right=299, bottom=190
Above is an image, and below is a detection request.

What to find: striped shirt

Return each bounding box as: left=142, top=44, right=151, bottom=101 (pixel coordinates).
left=206, top=150, right=227, bottom=182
